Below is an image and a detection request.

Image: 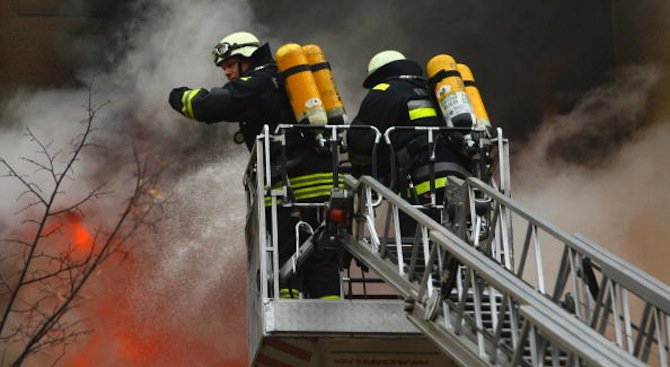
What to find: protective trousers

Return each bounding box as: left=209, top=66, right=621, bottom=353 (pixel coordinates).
left=269, top=147, right=341, bottom=299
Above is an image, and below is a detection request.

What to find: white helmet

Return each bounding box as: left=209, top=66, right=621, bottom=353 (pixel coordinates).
left=212, top=31, right=261, bottom=66
left=367, top=50, right=406, bottom=76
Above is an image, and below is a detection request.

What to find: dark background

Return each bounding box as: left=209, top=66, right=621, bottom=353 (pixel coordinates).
left=0, top=0, right=640, bottom=138
left=3, top=0, right=669, bottom=138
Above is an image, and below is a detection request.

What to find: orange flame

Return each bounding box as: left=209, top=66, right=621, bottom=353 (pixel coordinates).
left=63, top=253, right=247, bottom=367
left=38, top=211, right=94, bottom=256
left=66, top=212, right=93, bottom=252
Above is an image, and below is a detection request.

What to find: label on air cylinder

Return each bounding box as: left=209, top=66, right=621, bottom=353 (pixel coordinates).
left=440, top=91, right=473, bottom=118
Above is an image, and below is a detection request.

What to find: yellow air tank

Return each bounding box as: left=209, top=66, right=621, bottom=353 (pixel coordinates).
left=276, top=43, right=327, bottom=125
left=302, top=44, right=347, bottom=125
left=426, top=54, right=475, bottom=128
left=457, top=63, right=491, bottom=132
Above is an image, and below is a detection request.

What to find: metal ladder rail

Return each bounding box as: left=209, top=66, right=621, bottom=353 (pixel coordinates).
left=244, top=125, right=273, bottom=361
left=443, top=134, right=515, bottom=273
left=376, top=126, right=510, bottom=279
left=345, top=174, right=644, bottom=367
left=381, top=125, right=503, bottom=208
left=245, top=125, right=276, bottom=300
left=467, top=176, right=670, bottom=366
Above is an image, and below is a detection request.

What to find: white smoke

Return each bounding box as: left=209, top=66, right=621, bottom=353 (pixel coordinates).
left=0, top=0, right=260, bottom=365
left=512, top=65, right=670, bottom=284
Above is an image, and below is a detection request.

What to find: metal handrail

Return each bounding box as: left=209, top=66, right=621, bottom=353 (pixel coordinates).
left=244, top=124, right=387, bottom=300
left=467, top=177, right=670, bottom=314
left=346, top=174, right=644, bottom=366
left=464, top=175, right=670, bottom=365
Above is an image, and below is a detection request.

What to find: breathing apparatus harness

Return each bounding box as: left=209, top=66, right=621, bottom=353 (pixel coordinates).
left=380, top=75, right=467, bottom=202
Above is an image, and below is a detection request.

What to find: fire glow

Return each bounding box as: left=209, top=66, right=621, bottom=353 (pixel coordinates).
left=65, top=212, right=93, bottom=252
left=57, top=227, right=247, bottom=367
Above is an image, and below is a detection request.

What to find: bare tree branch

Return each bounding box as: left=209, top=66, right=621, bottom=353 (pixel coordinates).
left=1, top=238, right=31, bottom=248
left=48, top=184, right=108, bottom=217
left=0, top=159, right=47, bottom=207
left=0, top=84, right=164, bottom=366
left=21, top=157, right=53, bottom=178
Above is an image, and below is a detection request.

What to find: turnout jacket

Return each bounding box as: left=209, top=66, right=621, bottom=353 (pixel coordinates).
left=347, top=59, right=468, bottom=192
left=169, top=43, right=295, bottom=150
left=168, top=43, right=337, bottom=203
left=169, top=43, right=340, bottom=298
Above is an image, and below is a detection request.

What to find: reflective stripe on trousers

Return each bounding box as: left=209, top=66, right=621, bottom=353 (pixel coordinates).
left=413, top=176, right=448, bottom=196
left=265, top=172, right=343, bottom=206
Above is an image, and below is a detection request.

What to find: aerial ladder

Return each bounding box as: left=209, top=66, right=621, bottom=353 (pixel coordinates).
left=243, top=124, right=670, bottom=367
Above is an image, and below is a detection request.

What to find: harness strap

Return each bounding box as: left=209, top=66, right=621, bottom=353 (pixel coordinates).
left=278, top=64, right=312, bottom=82
left=428, top=69, right=462, bottom=86
left=413, top=162, right=471, bottom=180
left=310, top=62, right=331, bottom=72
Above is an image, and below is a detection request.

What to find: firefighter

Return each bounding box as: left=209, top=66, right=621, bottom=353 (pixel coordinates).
left=168, top=31, right=340, bottom=299
left=347, top=50, right=471, bottom=233
left=347, top=50, right=468, bottom=293
left=168, top=31, right=292, bottom=150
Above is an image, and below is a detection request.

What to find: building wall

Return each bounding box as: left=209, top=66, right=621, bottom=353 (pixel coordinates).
left=613, top=0, right=670, bottom=122
left=1, top=1, right=667, bottom=123
left=0, top=0, right=121, bottom=89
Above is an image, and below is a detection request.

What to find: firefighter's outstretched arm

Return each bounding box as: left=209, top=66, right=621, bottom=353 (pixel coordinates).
left=168, top=86, right=236, bottom=123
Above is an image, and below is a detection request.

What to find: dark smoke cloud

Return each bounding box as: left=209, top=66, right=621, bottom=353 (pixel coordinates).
left=516, top=65, right=661, bottom=172
left=250, top=0, right=616, bottom=138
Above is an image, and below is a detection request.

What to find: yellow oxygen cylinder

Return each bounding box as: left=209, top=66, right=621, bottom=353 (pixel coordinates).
left=302, top=44, right=347, bottom=125
left=457, top=63, right=491, bottom=132
left=276, top=43, right=327, bottom=125
left=426, top=54, right=475, bottom=128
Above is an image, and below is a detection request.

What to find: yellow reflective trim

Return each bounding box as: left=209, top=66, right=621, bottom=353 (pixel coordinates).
left=272, top=173, right=342, bottom=189
left=273, top=178, right=342, bottom=190
left=264, top=186, right=333, bottom=205
left=409, top=107, right=437, bottom=121
left=264, top=194, right=284, bottom=206
left=239, top=76, right=251, bottom=81
left=288, top=172, right=336, bottom=184
left=293, top=184, right=333, bottom=195
left=180, top=89, right=192, bottom=117
left=272, top=173, right=330, bottom=187
left=372, top=83, right=390, bottom=91
left=291, top=178, right=341, bottom=189
left=319, top=295, right=341, bottom=300
left=294, top=187, right=332, bottom=200
left=279, top=288, right=301, bottom=299
left=264, top=190, right=331, bottom=204
left=180, top=92, right=188, bottom=116
left=181, top=88, right=201, bottom=119
left=264, top=198, right=284, bottom=207
left=264, top=172, right=344, bottom=205
left=414, top=177, right=448, bottom=196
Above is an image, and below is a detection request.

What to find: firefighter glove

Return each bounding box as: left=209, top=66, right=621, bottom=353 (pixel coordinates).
left=168, top=86, right=190, bottom=114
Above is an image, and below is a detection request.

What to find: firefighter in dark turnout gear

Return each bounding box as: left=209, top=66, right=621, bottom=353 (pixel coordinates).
left=348, top=50, right=468, bottom=293
left=348, top=51, right=470, bottom=237
left=168, top=31, right=340, bottom=299
left=169, top=31, right=293, bottom=150
left=348, top=50, right=470, bottom=194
